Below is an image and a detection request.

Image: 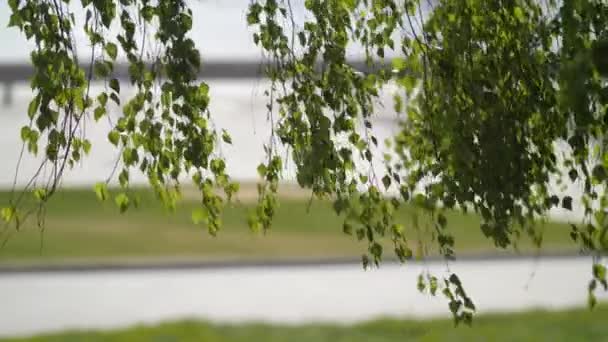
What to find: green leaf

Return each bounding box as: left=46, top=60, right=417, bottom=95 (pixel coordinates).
left=221, top=129, right=232, bottom=144
left=437, top=213, right=447, bottom=228
left=391, top=57, right=406, bottom=72
left=94, top=61, right=111, bottom=78
left=429, top=276, right=438, bottom=296
left=94, top=106, right=106, bottom=121
left=361, top=254, right=370, bottom=269
left=224, top=182, right=240, bottom=201
left=382, top=175, right=391, bottom=189
left=33, top=188, right=47, bottom=201
left=417, top=274, right=426, bottom=293
left=398, top=75, right=418, bottom=94
left=593, top=263, right=606, bottom=282
left=257, top=163, right=267, bottom=177
left=592, top=39, right=608, bottom=76
left=449, top=273, right=461, bottom=286
left=8, top=0, right=19, bottom=11
left=355, top=228, right=365, bottom=241
left=343, top=222, right=353, bottom=235
left=27, top=96, right=40, bottom=119
left=118, top=169, right=129, bottom=187
left=122, top=148, right=138, bottom=165
left=8, top=13, right=22, bottom=28
left=513, top=7, right=524, bottom=22
left=94, top=182, right=108, bottom=201
left=20, top=126, right=30, bottom=141
left=82, top=139, right=92, bottom=154
left=108, top=130, right=120, bottom=146
left=370, top=242, right=383, bottom=259
left=105, top=42, right=118, bottom=60
left=97, top=92, right=108, bottom=106
left=114, top=193, right=130, bottom=213
left=110, top=93, right=121, bottom=105
left=588, top=279, right=598, bottom=309
left=141, top=5, right=155, bottom=21
left=593, top=164, right=607, bottom=182
left=568, top=169, right=578, bottom=182
left=198, top=83, right=209, bottom=100
left=1, top=206, right=16, bottom=223
left=192, top=208, right=208, bottom=224
left=247, top=212, right=261, bottom=232
left=247, top=3, right=262, bottom=25
left=562, top=196, right=573, bottom=211
left=298, top=31, right=306, bottom=46
left=109, top=78, right=120, bottom=93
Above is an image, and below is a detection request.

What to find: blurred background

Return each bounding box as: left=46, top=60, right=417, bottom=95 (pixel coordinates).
left=0, top=1, right=606, bottom=341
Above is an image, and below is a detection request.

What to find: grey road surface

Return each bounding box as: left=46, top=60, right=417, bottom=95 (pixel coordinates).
left=0, top=257, right=605, bottom=337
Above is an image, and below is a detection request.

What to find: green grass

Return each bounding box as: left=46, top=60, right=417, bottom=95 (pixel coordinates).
left=0, top=186, right=576, bottom=264
left=4, top=306, right=608, bottom=341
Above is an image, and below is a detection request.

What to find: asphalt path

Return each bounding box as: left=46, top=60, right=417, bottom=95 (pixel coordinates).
left=0, top=256, right=605, bottom=338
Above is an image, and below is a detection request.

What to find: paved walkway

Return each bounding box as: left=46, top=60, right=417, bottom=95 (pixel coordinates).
left=0, top=256, right=605, bottom=337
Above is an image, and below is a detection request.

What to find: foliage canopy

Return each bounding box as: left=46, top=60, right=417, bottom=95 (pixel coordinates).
left=4, top=0, right=608, bottom=323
